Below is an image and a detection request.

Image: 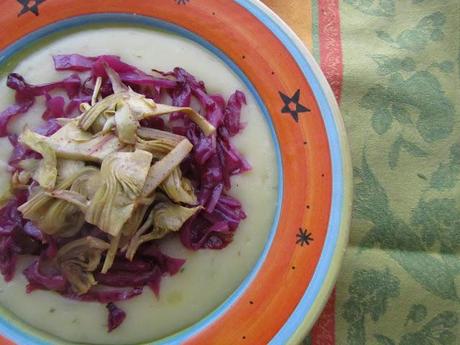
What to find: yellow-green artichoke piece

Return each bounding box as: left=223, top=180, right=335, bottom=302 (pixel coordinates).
left=11, top=170, right=31, bottom=190
left=105, top=65, right=128, bottom=94
left=101, top=233, right=121, bottom=274
left=85, top=149, right=153, bottom=237
left=142, top=103, right=215, bottom=136
left=115, top=102, right=138, bottom=145
left=47, top=122, right=125, bottom=162
left=78, top=93, right=125, bottom=131
left=160, top=167, right=197, bottom=205
left=19, top=128, right=57, bottom=189
left=136, top=138, right=176, bottom=159
left=57, top=159, right=85, bottom=185
left=126, top=90, right=156, bottom=117
left=137, top=127, right=185, bottom=143
left=47, top=190, right=89, bottom=212
left=136, top=127, right=186, bottom=159
left=57, top=236, right=110, bottom=294
left=121, top=199, right=153, bottom=237
left=150, top=200, right=201, bottom=237
left=126, top=198, right=201, bottom=260
left=91, top=76, right=103, bottom=106
left=18, top=167, right=99, bottom=236
left=142, top=138, right=193, bottom=197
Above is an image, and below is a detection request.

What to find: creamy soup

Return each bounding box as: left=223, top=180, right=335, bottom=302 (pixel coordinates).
left=0, top=27, right=278, bottom=344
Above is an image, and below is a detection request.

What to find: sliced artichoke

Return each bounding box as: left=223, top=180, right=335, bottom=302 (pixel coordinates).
left=105, top=65, right=128, bottom=94
left=78, top=93, right=125, bottom=131
left=101, top=233, right=121, bottom=274
left=11, top=170, right=31, bottom=190
left=47, top=190, right=88, bottom=212
left=137, top=127, right=185, bottom=143
left=142, top=103, right=215, bottom=136
left=57, top=159, right=85, bottom=185
left=18, top=167, right=98, bottom=236
left=136, top=127, right=186, bottom=159
left=85, top=149, right=153, bottom=237
left=115, top=102, right=138, bottom=145
left=91, top=76, right=103, bottom=106
left=150, top=200, right=201, bottom=238
left=160, top=167, right=197, bottom=205
left=142, top=139, right=193, bottom=197
left=19, top=128, right=57, bottom=189
left=18, top=158, right=40, bottom=172
left=126, top=90, right=156, bottom=117
left=126, top=198, right=201, bottom=260
left=57, top=236, right=110, bottom=294
left=121, top=199, right=153, bottom=237
left=136, top=138, right=176, bottom=159
left=47, top=121, right=125, bottom=162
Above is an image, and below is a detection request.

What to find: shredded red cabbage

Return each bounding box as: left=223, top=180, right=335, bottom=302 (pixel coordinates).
left=106, top=302, right=126, bottom=332
left=23, top=259, right=67, bottom=292
left=0, top=54, right=250, bottom=332
left=0, top=98, right=34, bottom=137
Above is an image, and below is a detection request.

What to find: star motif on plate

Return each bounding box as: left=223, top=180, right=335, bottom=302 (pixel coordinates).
left=296, top=228, right=313, bottom=247
left=279, top=89, right=310, bottom=123
left=17, top=0, right=46, bottom=17
left=176, top=0, right=190, bottom=4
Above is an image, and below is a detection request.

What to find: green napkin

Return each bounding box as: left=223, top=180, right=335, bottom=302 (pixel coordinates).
left=337, top=1, right=459, bottom=344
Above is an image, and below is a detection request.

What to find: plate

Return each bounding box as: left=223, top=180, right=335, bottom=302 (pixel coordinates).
left=0, top=1, right=352, bottom=344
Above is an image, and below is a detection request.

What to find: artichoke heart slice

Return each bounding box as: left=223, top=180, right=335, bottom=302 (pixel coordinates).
left=57, top=159, right=85, bottom=185
left=78, top=92, right=126, bottom=131
left=142, top=138, right=193, bottom=197
left=136, top=137, right=177, bottom=159
left=150, top=200, right=201, bottom=238
left=19, top=128, right=57, bottom=189
left=57, top=236, right=110, bottom=294
left=47, top=121, right=125, bottom=162
left=126, top=199, right=201, bottom=260
left=101, top=233, right=121, bottom=274
left=85, top=149, right=153, bottom=237
left=142, top=103, right=215, bottom=136
left=137, top=127, right=185, bottom=143
left=115, top=102, right=138, bottom=145
left=121, top=199, right=153, bottom=237
left=160, top=167, right=197, bottom=205
left=18, top=167, right=99, bottom=236
left=136, top=127, right=186, bottom=159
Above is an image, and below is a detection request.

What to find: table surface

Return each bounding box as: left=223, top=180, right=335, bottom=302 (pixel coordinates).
left=261, top=0, right=460, bottom=344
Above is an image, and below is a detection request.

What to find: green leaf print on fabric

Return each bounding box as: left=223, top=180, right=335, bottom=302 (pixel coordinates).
left=361, top=71, right=454, bottom=143
left=399, top=311, right=458, bottom=345
left=371, top=55, right=416, bottom=76
left=406, top=304, right=428, bottom=324
left=389, top=135, right=427, bottom=169
left=411, top=198, right=460, bottom=274
left=376, top=12, right=446, bottom=51
left=430, top=142, right=460, bottom=190
left=430, top=60, right=455, bottom=73
left=344, top=0, right=395, bottom=17
left=342, top=268, right=400, bottom=345
left=374, top=334, right=396, bottom=345
left=355, top=153, right=459, bottom=301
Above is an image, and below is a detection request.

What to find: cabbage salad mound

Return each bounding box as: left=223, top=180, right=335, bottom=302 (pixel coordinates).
left=0, top=54, right=250, bottom=332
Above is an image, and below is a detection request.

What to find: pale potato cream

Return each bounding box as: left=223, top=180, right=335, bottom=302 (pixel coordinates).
left=0, top=28, right=278, bottom=344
